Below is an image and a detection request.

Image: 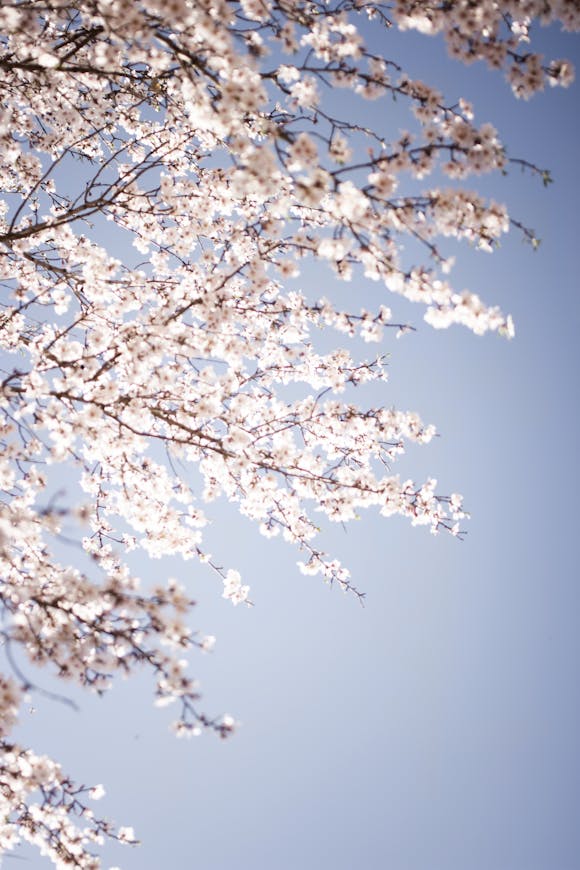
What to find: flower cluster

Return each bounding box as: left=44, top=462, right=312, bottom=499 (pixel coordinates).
left=393, top=0, right=579, bottom=98
left=0, top=739, right=137, bottom=866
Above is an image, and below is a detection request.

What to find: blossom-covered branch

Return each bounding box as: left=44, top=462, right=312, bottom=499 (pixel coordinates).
left=0, top=0, right=577, bottom=865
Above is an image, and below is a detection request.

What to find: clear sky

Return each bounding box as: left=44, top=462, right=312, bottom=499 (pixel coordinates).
left=8, top=18, right=580, bottom=870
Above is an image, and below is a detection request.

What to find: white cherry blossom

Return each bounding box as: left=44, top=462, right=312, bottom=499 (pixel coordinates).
left=0, top=1, right=576, bottom=865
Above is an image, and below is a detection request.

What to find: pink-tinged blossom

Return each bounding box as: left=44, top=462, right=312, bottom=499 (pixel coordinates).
left=0, top=0, right=575, bottom=865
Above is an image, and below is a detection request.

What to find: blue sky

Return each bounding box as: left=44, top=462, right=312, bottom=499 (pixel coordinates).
left=9, top=19, right=580, bottom=870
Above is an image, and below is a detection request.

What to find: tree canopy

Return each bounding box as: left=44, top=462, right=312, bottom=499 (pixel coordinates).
left=0, top=1, right=578, bottom=865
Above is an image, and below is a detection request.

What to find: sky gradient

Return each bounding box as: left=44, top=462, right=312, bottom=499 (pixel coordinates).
left=8, top=18, right=580, bottom=870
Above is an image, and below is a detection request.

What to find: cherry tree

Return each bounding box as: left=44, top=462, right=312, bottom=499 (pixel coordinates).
left=0, top=0, right=577, bottom=865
